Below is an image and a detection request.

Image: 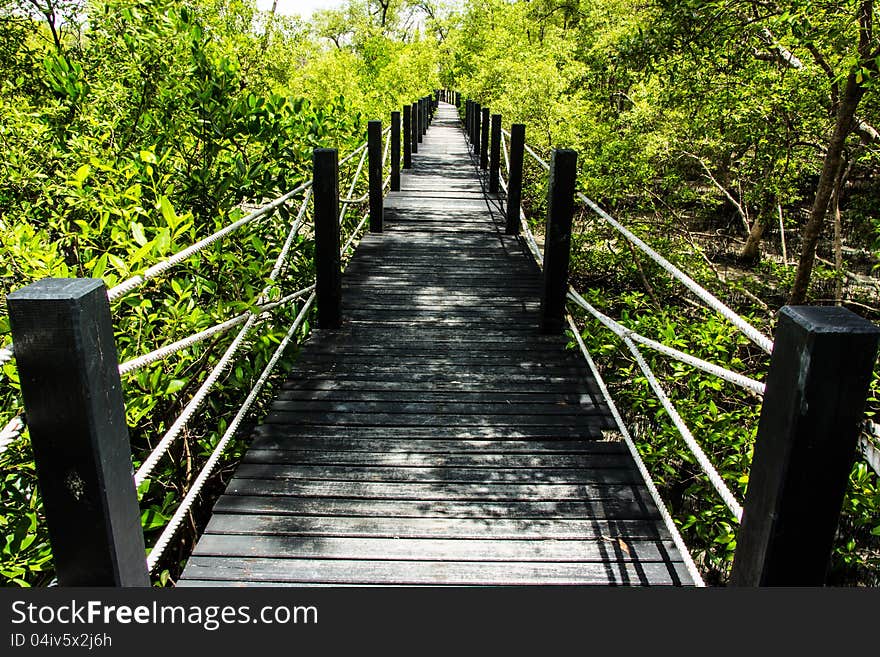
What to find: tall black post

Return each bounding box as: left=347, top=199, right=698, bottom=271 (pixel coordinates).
left=7, top=279, right=149, bottom=586
left=402, top=105, right=412, bottom=170
left=465, top=100, right=472, bottom=139
left=480, top=107, right=490, bottom=169
left=411, top=102, right=419, bottom=153
left=489, top=113, right=502, bottom=193
left=473, top=103, right=481, bottom=155
left=540, top=149, right=577, bottom=334
left=730, top=306, right=880, bottom=586
left=390, top=111, right=401, bottom=191
left=417, top=100, right=424, bottom=143
left=368, top=120, right=383, bottom=233
left=456, top=92, right=461, bottom=107
left=506, top=124, right=526, bottom=235
left=313, top=148, right=342, bottom=329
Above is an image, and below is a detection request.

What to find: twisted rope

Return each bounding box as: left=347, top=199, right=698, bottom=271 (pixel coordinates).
left=118, top=285, right=315, bottom=376
left=108, top=180, right=312, bottom=302
left=566, top=315, right=705, bottom=586
left=146, top=294, right=315, bottom=571
left=0, top=415, right=25, bottom=457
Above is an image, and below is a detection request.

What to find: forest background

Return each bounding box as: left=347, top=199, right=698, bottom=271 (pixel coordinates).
left=1, top=0, right=879, bottom=587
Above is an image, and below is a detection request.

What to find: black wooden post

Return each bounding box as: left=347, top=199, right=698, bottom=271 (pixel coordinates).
left=422, top=97, right=429, bottom=132
left=489, top=114, right=502, bottom=192
left=730, top=306, right=880, bottom=586
left=540, top=149, right=577, bottom=334
left=417, top=100, right=424, bottom=143
left=506, top=124, right=526, bottom=234
left=473, top=103, right=481, bottom=155
left=368, top=120, right=383, bottom=233
left=456, top=92, right=461, bottom=107
left=402, top=105, right=412, bottom=170
left=7, top=279, right=149, bottom=586
left=313, top=148, right=342, bottom=329
left=480, top=107, right=490, bottom=169
left=465, top=100, right=472, bottom=139
left=411, top=102, right=419, bottom=153
left=390, top=111, right=401, bottom=190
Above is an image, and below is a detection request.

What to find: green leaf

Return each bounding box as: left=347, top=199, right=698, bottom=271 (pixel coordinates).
left=131, top=222, right=148, bottom=247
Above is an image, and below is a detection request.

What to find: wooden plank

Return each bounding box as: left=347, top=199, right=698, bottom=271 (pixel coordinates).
left=232, top=463, right=642, bottom=485
left=192, top=534, right=680, bottom=563
left=221, top=479, right=643, bottom=502
left=203, top=514, right=670, bottom=540
left=248, top=436, right=624, bottom=454
left=180, top=557, right=690, bottom=586
left=211, top=495, right=653, bottom=519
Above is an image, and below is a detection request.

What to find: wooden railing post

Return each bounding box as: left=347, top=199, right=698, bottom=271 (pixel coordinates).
left=411, top=101, right=419, bottom=153
left=402, top=105, right=412, bottom=170
left=7, top=279, right=149, bottom=586
left=417, top=100, right=424, bottom=143
left=480, top=107, right=490, bottom=169
left=506, top=124, right=526, bottom=235
left=465, top=100, right=472, bottom=140
left=730, top=306, right=880, bottom=586
left=489, top=114, right=502, bottom=193
left=456, top=92, right=461, bottom=107
left=391, top=111, right=401, bottom=190
left=368, top=120, right=383, bottom=233
left=473, top=103, right=481, bottom=155
left=540, top=149, right=577, bottom=334
left=313, top=147, right=342, bottom=329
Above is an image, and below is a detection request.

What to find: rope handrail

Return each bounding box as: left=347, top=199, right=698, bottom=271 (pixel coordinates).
left=133, top=181, right=312, bottom=486
left=567, top=289, right=766, bottom=396
left=340, top=147, right=369, bottom=226
left=0, top=345, right=13, bottom=365
left=146, top=293, right=316, bottom=571
left=0, top=415, right=25, bottom=457
left=511, top=133, right=773, bottom=354
left=566, top=315, right=706, bottom=587
left=107, top=179, right=313, bottom=302
left=118, top=285, right=315, bottom=376
left=517, top=211, right=743, bottom=519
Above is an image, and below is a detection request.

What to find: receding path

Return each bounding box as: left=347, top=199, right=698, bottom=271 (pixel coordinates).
left=178, top=102, right=694, bottom=586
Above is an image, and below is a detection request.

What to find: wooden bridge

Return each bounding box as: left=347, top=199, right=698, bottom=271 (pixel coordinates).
left=177, top=102, right=692, bottom=586
left=7, top=94, right=880, bottom=589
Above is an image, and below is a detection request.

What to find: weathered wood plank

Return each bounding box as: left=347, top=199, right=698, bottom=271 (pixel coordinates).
left=181, top=557, right=689, bottom=586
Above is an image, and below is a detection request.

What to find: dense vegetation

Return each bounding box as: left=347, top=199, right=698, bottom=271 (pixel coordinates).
left=2, top=0, right=879, bottom=586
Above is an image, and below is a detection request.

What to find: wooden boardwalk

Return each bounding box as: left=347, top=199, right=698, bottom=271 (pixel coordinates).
left=178, top=103, right=694, bottom=586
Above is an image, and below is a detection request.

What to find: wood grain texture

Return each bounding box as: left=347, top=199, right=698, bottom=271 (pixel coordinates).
left=178, top=102, right=693, bottom=587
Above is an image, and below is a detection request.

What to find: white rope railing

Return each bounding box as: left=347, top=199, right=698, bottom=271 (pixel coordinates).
left=519, top=209, right=743, bottom=519
left=514, top=137, right=774, bottom=354
left=146, top=293, right=315, bottom=571
left=118, top=285, right=315, bottom=376
left=0, top=415, right=25, bottom=457
left=567, top=290, right=766, bottom=396
left=107, top=180, right=313, bottom=302
left=566, top=315, right=705, bottom=586
left=134, top=183, right=312, bottom=485
left=0, top=345, right=13, bottom=366
left=340, top=147, right=368, bottom=226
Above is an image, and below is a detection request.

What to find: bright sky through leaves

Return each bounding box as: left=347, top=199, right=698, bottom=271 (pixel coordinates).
left=255, top=0, right=346, bottom=17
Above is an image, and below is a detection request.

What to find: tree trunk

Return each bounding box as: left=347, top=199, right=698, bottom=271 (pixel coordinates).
left=788, top=74, right=865, bottom=304
left=740, top=214, right=766, bottom=263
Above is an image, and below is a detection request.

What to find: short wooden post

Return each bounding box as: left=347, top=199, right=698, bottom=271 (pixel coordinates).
left=417, top=100, right=424, bottom=143
left=422, top=97, right=429, bottom=132
left=390, top=111, right=401, bottom=190
left=489, top=114, right=502, bottom=193
left=313, top=147, right=342, bottom=329
left=506, top=124, right=526, bottom=235
left=368, top=120, right=383, bottom=233
left=730, top=306, right=880, bottom=586
left=540, top=149, right=577, bottom=334
left=411, top=102, right=419, bottom=153
left=480, top=107, right=490, bottom=169
left=465, top=100, right=472, bottom=139
left=473, top=103, right=481, bottom=155
left=456, top=92, right=461, bottom=107
left=7, top=279, right=149, bottom=586
left=402, top=105, right=412, bottom=169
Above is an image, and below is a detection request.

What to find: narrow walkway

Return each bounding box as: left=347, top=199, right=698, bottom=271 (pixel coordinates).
left=179, top=103, right=694, bottom=586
